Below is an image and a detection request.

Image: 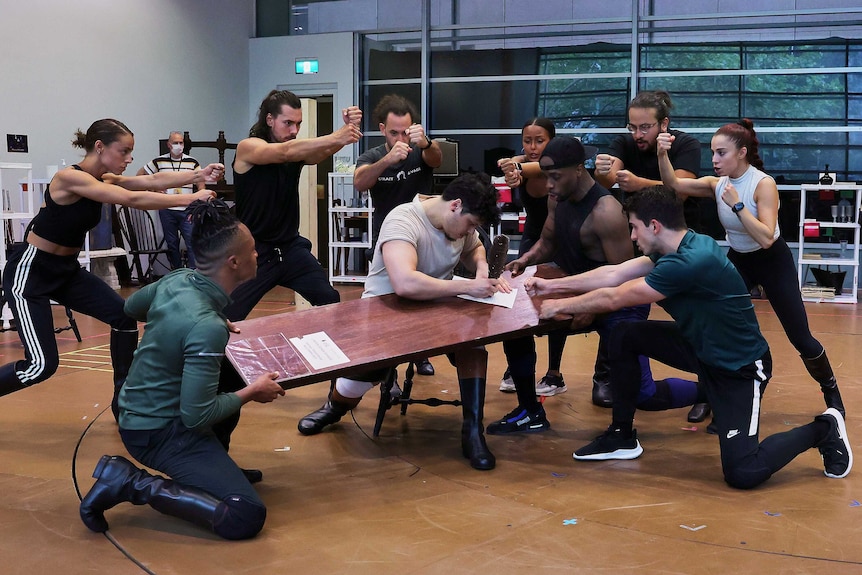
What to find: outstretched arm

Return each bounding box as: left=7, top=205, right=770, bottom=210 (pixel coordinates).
left=656, top=133, right=717, bottom=199
left=235, top=106, right=362, bottom=170
left=382, top=240, right=508, bottom=300
left=539, top=276, right=664, bottom=319
left=58, top=168, right=215, bottom=210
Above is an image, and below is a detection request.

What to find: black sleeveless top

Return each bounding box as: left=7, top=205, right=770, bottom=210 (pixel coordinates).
left=553, top=182, right=611, bottom=275
left=517, top=178, right=548, bottom=243
left=26, top=165, right=104, bottom=249
left=234, top=161, right=303, bottom=245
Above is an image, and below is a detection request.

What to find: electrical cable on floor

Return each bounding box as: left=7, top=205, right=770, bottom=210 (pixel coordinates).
left=72, top=404, right=159, bottom=575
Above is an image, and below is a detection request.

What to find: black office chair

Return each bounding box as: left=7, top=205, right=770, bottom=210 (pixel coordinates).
left=117, top=206, right=170, bottom=285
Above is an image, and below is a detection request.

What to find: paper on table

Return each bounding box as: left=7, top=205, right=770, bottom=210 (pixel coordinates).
left=453, top=275, right=518, bottom=308
left=289, top=331, right=350, bottom=370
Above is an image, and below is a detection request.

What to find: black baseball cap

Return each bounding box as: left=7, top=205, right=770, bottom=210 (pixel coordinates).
left=540, top=136, right=598, bottom=170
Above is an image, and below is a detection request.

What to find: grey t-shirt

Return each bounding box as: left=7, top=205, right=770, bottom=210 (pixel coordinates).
left=363, top=195, right=482, bottom=297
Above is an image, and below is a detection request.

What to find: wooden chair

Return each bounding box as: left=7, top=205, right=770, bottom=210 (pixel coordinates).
left=117, top=206, right=170, bottom=285
left=372, top=232, right=510, bottom=436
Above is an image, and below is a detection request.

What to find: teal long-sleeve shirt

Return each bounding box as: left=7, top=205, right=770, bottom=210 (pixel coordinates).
left=118, top=269, right=243, bottom=431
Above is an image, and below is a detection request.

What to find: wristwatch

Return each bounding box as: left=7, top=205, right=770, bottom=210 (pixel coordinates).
left=731, top=201, right=745, bottom=214
left=421, top=135, right=432, bottom=150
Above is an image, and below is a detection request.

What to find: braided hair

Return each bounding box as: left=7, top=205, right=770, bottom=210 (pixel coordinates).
left=186, top=199, right=241, bottom=272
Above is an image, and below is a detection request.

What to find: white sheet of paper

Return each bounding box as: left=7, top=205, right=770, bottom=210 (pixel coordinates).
left=288, top=331, right=350, bottom=370
left=453, top=275, right=518, bottom=308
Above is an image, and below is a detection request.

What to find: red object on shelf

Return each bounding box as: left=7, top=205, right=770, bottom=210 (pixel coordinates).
left=803, top=221, right=820, bottom=238
left=494, top=182, right=512, bottom=204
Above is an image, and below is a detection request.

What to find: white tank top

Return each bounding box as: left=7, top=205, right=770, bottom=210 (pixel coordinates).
left=715, top=164, right=780, bottom=253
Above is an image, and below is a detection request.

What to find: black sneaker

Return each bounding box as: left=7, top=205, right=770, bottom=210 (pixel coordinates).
left=816, top=407, right=852, bottom=479
left=573, top=427, right=643, bottom=460
left=486, top=405, right=550, bottom=435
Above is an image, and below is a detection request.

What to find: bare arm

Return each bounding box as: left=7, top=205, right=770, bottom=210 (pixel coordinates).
left=721, top=178, right=780, bottom=249
left=594, top=153, right=624, bottom=189
left=656, top=133, right=717, bottom=199
left=105, top=163, right=222, bottom=192
left=382, top=240, right=505, bottom=300
left=525, top=255, right=655, bottom=297
left=406, top=124, right=443, bottom=168
left=234, top=106, right=362, bottom=172
left=235, top=129, right=359, bottom=172
left=590, top=195, right=636, bottom=265
left=55, top=169, right=215, bottom=210
left=134, top=164, right=206, bottom=192
left=505, top=194, right=557, bottom=276
left=459, top=240, right=490, bottom=279
left=353, top=149, right=401, bottom=192
left=540, top=276, right=664, bottom=319
left=498, top=156, right=545, bottom=191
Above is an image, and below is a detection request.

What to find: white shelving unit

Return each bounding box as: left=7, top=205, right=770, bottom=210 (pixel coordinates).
left=0, top=163, right=35, bottom=327
left=797, top=183, right=862, bottom=303
left=328, top=172, right=372, bottom=283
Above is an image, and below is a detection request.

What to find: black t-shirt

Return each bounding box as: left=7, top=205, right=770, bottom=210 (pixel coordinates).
left=356, top=143, right=435, bottom=238
left=608, top=128, right=701, bottom=181
left=609, top=129, right=705, bottom=231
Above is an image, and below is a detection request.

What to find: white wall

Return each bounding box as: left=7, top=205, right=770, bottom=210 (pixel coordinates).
left=0, top=0, right=253, bottom=178
left=248, top=32, right=357, bottom=162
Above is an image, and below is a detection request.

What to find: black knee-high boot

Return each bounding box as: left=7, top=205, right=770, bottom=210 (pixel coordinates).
left=459, top=377, right=495, bottom=471
left=110, top=329, right=139, bottom=422
left=0, top=362, right=27, bottom=397
left=801, top=350, right=845, bottom=416
left=80, top=455, right=262, bottom=540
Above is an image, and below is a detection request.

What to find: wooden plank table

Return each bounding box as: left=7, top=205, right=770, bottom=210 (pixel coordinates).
left=226, top=265, right=568, bottom=389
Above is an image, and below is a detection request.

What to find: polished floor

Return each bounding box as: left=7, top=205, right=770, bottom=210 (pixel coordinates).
left=2, top=284, right=862, bottom=574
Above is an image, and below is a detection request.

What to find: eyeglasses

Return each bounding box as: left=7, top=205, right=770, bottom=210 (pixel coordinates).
left=626, top=122, right=658, bottom=134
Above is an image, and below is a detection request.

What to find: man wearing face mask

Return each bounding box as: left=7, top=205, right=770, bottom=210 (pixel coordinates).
left=137, top=131, right=206, bottom=270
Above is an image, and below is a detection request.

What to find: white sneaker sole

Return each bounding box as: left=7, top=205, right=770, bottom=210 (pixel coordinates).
left=573, top=440, right=643, bottom=461
left=822, top=407, right=853, bottom=478
left=536, top=385, right=567, bottom=397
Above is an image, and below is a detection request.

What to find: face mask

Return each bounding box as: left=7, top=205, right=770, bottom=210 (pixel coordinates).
left=170, top=143, right=184, bottom=156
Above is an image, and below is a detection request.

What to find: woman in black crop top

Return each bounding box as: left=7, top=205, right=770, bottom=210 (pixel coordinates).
left=0, top=119, right=220, bottom=419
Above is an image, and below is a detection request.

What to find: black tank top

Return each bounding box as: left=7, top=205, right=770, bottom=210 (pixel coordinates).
left=553, top=182, right=610, bottom=275
left=26, top=165, right=104, bottom=249
left=517, top=178, right=548, bottom=243
left=234, top=161, right=303, bottom=245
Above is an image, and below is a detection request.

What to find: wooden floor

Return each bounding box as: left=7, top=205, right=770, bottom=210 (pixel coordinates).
left=2, top=285, right=862, bottom=574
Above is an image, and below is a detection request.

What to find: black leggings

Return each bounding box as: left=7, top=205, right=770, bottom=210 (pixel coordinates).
left=727, top=237, right=822, bottom=359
